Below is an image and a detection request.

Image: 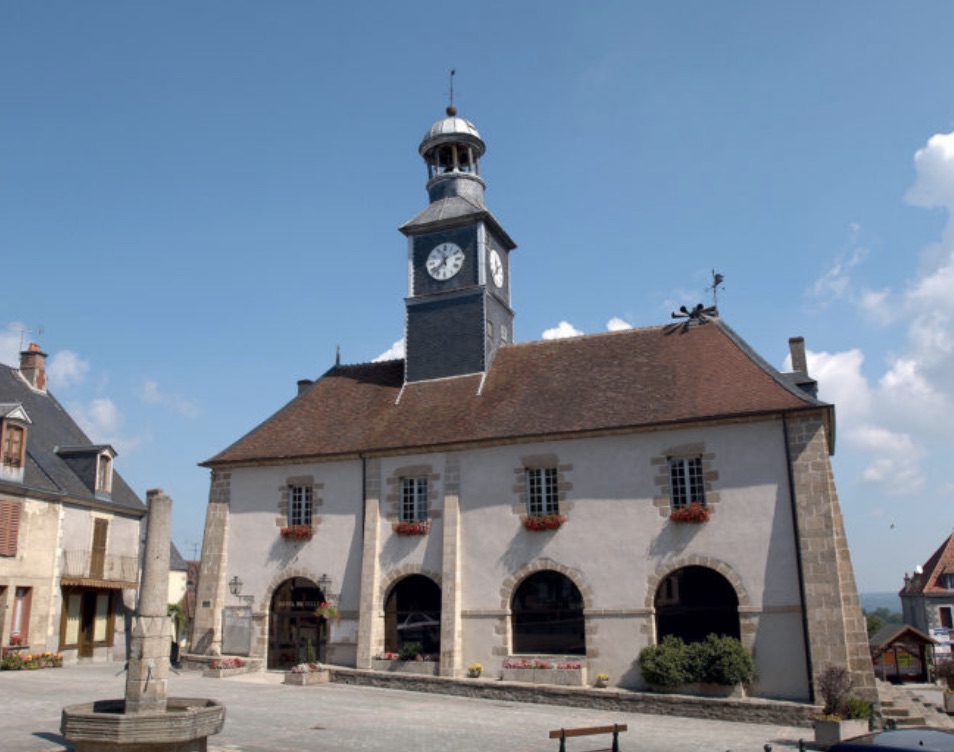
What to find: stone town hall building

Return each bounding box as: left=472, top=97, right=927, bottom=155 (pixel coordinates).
left=191, top=106, right=873, bottom=701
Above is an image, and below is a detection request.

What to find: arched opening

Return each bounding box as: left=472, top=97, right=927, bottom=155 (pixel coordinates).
left=267, top=577, right=329, bottom=670
left=654, top=566, right=740, bottom=643
left=384, top=575, right=441, bottom=657
left=511, top=571, right=585, bottom=655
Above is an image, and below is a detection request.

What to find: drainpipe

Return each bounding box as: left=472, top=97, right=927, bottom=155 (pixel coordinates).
left=783, top=415, right=815, bottom=703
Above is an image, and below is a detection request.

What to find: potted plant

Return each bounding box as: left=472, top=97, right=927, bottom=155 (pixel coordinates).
left=669, top=502, right=710, bottom=524
left=315, top=602, right=340, bottom=621
left=936, top=659, right=954, bottom=713
left=523, top=514, right=567, bottom=531
left=467, top=663, right=483, bottom=678
left=594, top=672, right=610, bottom=688
left=285, top=659, right=330, bottom=686
left=812, top=665, right=871, bottom=748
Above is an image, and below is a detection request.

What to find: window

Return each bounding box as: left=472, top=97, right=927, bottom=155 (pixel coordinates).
left=527, top=467, right=559, bottom=516
left=0, top=499, right=21, bottom=557
left=668, top=457, right=705, bottom=509
left=942, top=573, right=954, bottom=590
left=289, top=486, right=313, bottom=527
left=511, top=571, right=585, bottom=655
left=400, top=478, right=428, bottom=522
left=941, top=607, right=953, bottom=630
left=12, top=587, right=31, bottom=643
left=96, top=454, right=112, bottom=494
left=2, top=424, right=24, bottom=467
left=90, top=518, right=108, bottom=579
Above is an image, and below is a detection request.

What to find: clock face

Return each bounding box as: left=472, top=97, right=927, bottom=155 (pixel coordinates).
left=426, top=242, right=465, bottom=280
left=489, top=249, right=504, bottom=287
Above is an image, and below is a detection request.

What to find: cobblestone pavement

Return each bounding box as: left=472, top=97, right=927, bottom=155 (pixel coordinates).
left=3, top=662, right=814, bottom=752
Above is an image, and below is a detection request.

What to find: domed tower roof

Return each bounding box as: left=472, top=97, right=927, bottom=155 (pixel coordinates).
left=417, top=106, right=486, bottom=205
left=419, top=105, right=485, bottom=158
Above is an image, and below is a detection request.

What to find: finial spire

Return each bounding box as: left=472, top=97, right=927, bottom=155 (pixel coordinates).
left=447, top=69, right=457, bottom=116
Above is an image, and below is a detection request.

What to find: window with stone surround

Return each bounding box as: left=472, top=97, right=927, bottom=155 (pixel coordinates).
left=512, top=455, right=573, bottom=521
left=668, top=456, right=705, bottom=510
left=400, top=477, right=428, bottom=522
left=278, top=477, right=321, bottom=530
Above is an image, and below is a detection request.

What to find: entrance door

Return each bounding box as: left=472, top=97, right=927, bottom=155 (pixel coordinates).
left=268, top=578, right=327, bottom=669
left=79, top=592, right=96, bottom=657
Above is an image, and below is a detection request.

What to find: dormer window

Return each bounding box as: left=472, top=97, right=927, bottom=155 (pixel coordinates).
left=0, top=404, right=31, bottom=484
left=96, top=453, right=113, bottom=494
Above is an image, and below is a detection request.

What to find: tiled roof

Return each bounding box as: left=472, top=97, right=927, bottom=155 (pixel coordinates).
left=205, top=319, right=828, bottom=467
left=900, top=532, right=954, bottom=596
left=0, top=364, right=144, bottom=514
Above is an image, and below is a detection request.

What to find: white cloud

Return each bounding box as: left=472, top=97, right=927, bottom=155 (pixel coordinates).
left=606, top=317, right=632, bottom=331
left=542, top=321, right=584, bottom=340
left=373, top=338, right=405, bottom=362
left=807, top=349, right=872, bottom=424
left=138, top=379, right=199, bottom=418
left=809, top=244, right=868, bottom=307
left=905, top=132, right=954, bottom=210
left=47, top=350, right=90, bottom=389
left=0, top=323, right=23, bottom=366
left=848, top=425, right=925, bottom=495
left=70, top=397, right=141, bottom=455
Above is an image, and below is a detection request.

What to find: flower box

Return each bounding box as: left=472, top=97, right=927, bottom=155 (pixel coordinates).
left=393, top=520, right=430, bottom=536
left=371, top=659, right=439, bottom=676
left=669, top=502, right=710, bottom=524
left=280, top=524, right=314, bottom=540
left=649, top=681, right=745, bottom=698
left=284, top=669, right=330, bottom=685
left=813, top=718, right=869, bottom=749
left=523, top=514, right=567, bottom=531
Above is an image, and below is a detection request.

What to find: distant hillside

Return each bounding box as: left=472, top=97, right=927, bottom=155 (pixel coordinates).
left=860, top=591, right=901, bottom=614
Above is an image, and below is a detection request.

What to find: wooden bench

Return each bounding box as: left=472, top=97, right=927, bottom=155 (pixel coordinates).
left=549, top=723, right=628, bottom=752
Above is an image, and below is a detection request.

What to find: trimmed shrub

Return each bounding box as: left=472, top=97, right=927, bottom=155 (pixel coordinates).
left=639, top=636, right=691, bottom=687
left=639, top=634, right=754, bottom=687
left=841, top=695, right=872, bottom=721
left=398, top=641, right=422, bottom=662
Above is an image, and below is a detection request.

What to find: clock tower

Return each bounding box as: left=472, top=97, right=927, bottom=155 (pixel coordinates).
left=400, top=106, right=516, bottom=383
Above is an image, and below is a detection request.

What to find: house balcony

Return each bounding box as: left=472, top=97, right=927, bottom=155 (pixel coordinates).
left=60, top=550, right=139, bottom=589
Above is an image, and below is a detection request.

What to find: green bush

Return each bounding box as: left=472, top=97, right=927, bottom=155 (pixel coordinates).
left=639, top=634, right=754, bottom=687
left=398, top=641, right=422, bottom=661
left=638, top=635, right=691, bottom=687
left=841, top=695, right=872, bottom=721
left=694, top=634, right=755, bottom=685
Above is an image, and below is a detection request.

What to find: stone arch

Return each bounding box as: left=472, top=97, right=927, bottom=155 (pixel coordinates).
left=383, top=573, right=442, bottom=655
left=265, top=574, right=332, bottom=670
left=646, top=558, right=750, bottom=648
left=378, top=564, right=442, bottom=606
left=499, top=558, right=592, bottom=611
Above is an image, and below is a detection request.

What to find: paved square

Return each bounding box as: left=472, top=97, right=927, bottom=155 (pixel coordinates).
left=2, top=663, right=812, bottom=751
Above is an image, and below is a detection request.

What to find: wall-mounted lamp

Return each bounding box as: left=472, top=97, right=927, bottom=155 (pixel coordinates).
left=229, top=576, right=243, bottom=597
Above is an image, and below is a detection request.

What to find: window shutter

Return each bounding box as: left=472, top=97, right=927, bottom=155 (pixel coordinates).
left=0, top=500, right=21, bottom=557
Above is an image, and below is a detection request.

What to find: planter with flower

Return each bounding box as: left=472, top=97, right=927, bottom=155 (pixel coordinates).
left=285, top=661, right=330, bottom=686
left=1, top=650, right=63, bottom=671
left=594, top=672, right=610, bottom=688
left=280, top=524, right=314, bottom=541
left=203, top=656, right=251, bottom=678
left=371, top=642, right=439, bottom=675
left=936, top=659, right=954, bottom=714
left=315, top=602, right=340, bottom=621
left=811, top=665, right=871, bottom=748
left=523, top=514, right=567, bottom=532
left=501, top=658, right=586, bottom=686
left=669, top=502, right=710, bottom=524
left=394, top=520, right=431, bottom=536
left=467, top=663, right=483, bottom=678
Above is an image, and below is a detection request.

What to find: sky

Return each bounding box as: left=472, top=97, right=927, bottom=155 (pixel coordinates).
left=2, top=2, right=953, bottom=591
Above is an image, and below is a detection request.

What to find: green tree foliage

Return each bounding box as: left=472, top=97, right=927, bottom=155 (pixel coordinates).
left=639, top=634, right=755, bottom=687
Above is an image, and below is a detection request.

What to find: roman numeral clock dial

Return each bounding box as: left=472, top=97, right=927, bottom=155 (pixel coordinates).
left=426, top=242, right=465, bottom=281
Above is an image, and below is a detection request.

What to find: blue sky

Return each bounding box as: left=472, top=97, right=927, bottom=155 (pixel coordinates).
left=3, top=2, right=953, bottom=591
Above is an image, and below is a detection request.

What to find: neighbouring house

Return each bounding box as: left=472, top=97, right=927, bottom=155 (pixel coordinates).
left=900, top=532, right=954, bottom=664
left=191, top=106, right=875, bottom=703
left=1, top=344, right=145, bottom=663
left=870, top=623, right=938, bottom=683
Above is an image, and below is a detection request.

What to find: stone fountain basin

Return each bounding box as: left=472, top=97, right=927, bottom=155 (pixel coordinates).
left=61, top=697, right=226, bottom=745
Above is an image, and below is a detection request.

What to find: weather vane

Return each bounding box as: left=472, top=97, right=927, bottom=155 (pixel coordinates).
left=448, top=69, right=456, bottom=110
left=707, top=270, right=725, bottom=309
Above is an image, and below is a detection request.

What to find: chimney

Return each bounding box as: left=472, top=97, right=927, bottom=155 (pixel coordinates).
left=19, top=343, right=48, bottom=392
left=788, top=336, right=808, bottom=374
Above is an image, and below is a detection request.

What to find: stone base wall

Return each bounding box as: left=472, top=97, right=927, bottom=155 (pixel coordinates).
left=328, top=667, right=818, bottom=727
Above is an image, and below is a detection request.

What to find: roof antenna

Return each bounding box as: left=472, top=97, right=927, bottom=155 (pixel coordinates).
left=14, top=323, right=44, bottom=351
left=707, top=270, right=725, bottom=309
left=447, top=69, right=456, bottom=116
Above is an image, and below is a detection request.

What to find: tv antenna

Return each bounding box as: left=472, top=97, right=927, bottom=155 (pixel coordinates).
left=707, top=270, right=725, bottom=309
left=11, top=323, right=45, bottom=351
